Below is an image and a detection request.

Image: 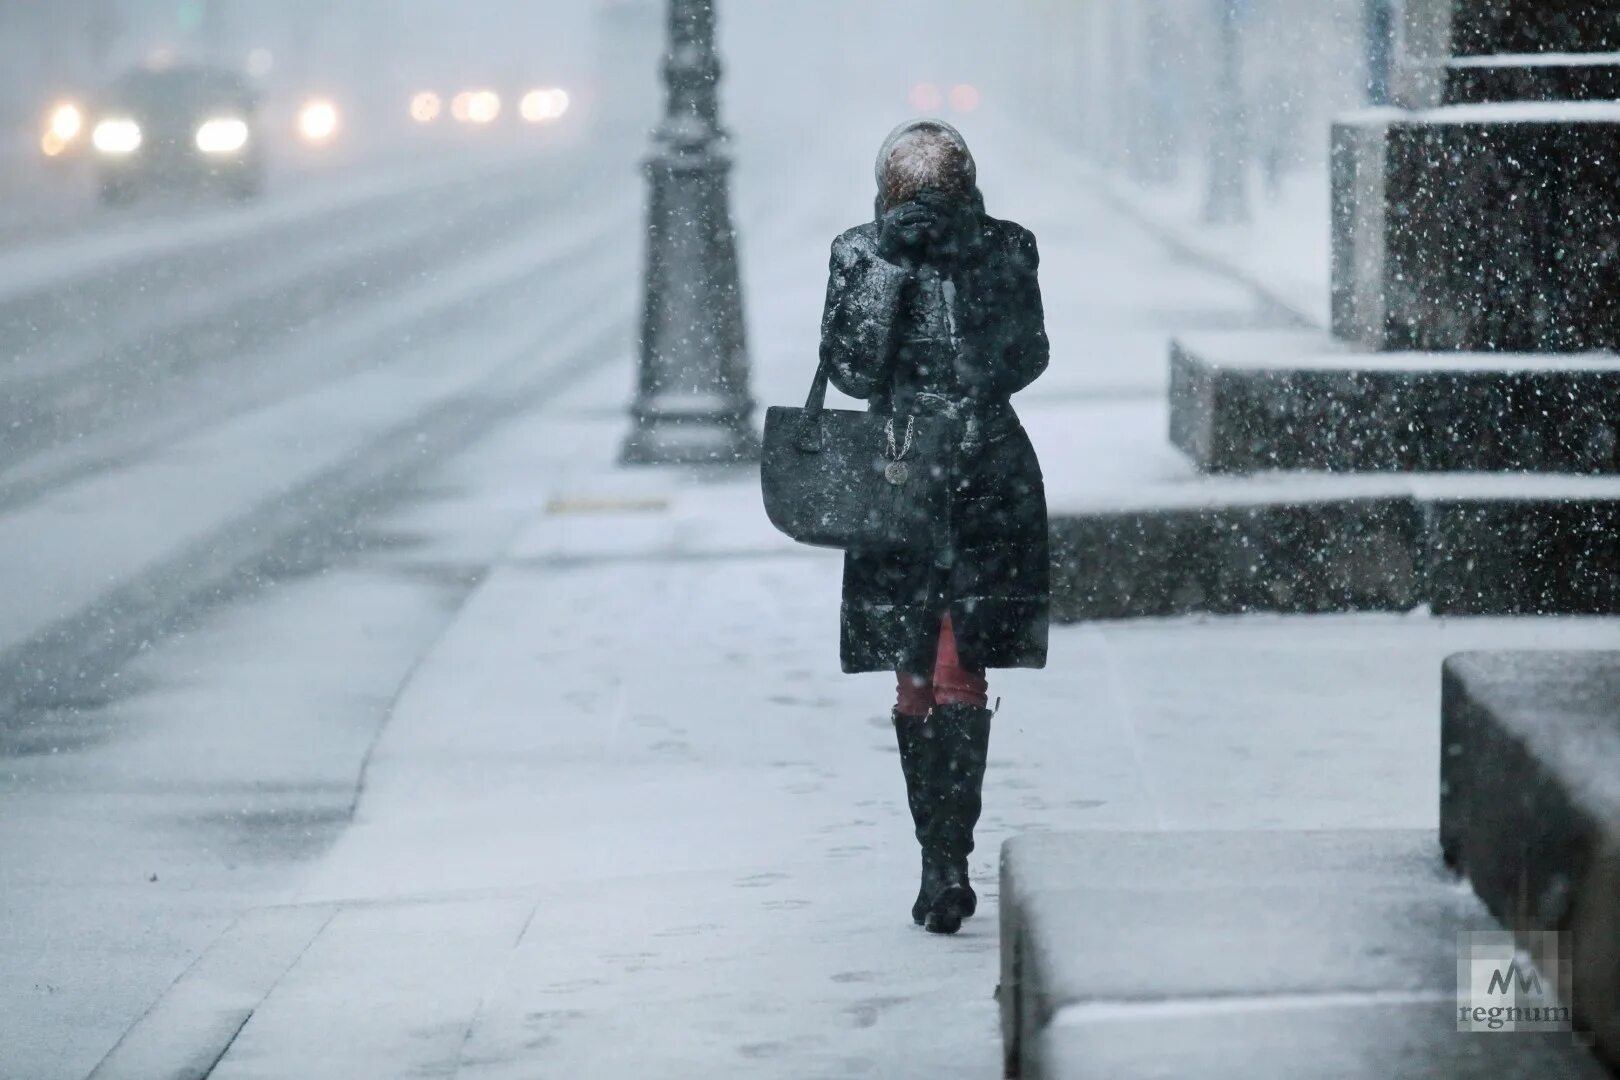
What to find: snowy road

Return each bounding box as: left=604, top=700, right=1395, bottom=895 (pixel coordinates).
left=0, top=144, right=641, bottom=720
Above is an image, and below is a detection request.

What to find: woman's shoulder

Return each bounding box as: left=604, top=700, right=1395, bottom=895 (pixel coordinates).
left=976, top=215, right=1039, bottom=269
left=979, top=215, right=1036, bottom=249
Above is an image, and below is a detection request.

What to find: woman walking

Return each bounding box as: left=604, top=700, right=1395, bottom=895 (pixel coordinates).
left=819, top=120, right=1051, bottom=934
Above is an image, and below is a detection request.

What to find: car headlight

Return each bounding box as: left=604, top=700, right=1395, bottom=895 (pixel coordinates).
left=410, top=91, right=441, bottom=124
left=49, top=102, right=83, bottom=142
left=452, top=90, right=500, bottom=125
left=42, top=102, right=82, bottom=157
left=196, top=117, right=250, bottom=154
left=520, top=88, right=570, bottom=124
left=298, top=99, right=339, bottom=143
left=92, top=118, right=143, bottom=155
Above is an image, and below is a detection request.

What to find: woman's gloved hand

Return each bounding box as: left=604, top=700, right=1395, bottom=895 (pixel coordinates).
left=880, top=191, right=969, bottom=265
left=878, top=200, right=941, bottom=262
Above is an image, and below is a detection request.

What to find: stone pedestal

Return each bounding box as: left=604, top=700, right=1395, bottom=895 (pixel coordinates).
left=1336, top=0, right=1620, bottom=351
left=1332, top=107, right=1620, bottom=353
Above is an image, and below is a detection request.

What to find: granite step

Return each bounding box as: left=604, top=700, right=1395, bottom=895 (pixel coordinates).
left=1168, top=331, right=1620, bottom=475
left=1026, top=399, right=1620, bottom=620
left=999, top=829, right=1606, bottom=1079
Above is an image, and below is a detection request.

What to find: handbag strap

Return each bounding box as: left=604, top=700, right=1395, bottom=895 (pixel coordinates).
left=793, top=354, right=834, bottom=454
left=803, top=353, right=831, bottom=418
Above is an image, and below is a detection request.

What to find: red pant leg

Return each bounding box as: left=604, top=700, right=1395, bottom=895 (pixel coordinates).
left=895, top=669, right=933, bottom=718
left=931, top=614, right=989, bottom=709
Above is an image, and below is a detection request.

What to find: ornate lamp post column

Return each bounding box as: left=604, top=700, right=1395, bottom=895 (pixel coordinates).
left=620, top=0, right=758, bottom=466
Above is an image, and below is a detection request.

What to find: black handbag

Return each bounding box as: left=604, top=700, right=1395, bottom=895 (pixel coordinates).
left=761, top=356, right=948, bottom=552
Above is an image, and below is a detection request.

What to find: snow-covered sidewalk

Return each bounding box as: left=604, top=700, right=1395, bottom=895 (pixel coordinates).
left=1088, top=161, right=1333, bottom=330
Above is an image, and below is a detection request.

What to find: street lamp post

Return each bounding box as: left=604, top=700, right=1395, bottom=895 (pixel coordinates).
left=1202, top=0, right=1249, bottom=225
left=1366, top=0, right=1396, bottom=105
left=620, top=0, right=758, bottom=466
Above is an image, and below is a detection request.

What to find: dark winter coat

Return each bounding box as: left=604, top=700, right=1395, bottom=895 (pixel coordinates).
left=820, top=177, right=1051, bottom=675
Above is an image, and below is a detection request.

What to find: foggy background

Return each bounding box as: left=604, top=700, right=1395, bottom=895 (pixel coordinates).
left=2, top=0, right=1379, bottom=206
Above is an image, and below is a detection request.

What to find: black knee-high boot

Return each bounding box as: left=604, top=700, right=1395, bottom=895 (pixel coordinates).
left=893, top=709, right=933, bottom=925
left=918, top=702, right=992, bottom=935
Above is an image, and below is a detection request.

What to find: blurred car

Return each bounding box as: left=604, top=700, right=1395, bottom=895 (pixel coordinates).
left=89, top=64, right=266, bottom=205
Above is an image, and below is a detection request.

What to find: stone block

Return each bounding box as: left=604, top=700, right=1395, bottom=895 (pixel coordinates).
left=1424, top=491, right=1620, bottom=614
left=1048, top=506, right=1210, bottom=621
left=1332, top=107, right=1620, bottom=353
left=999, top=830, right=1605, bottom=1079
left=1168, top=331, right=1620, bottom=474
left=1441, top=651, right=1620, bottom=1070
left=1446, top=0, right=1620, bottom=55
left=1441, top=58, right=1620, bottom=106
left=1048, top=495, right=1421, bottom=620
left=1047, top=479, right=1620, bottom=620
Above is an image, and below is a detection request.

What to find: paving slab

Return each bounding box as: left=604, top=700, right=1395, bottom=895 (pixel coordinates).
left=209, top=897, right=535, bottom=1080
left=87, top=905, right=336, bottom=1080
